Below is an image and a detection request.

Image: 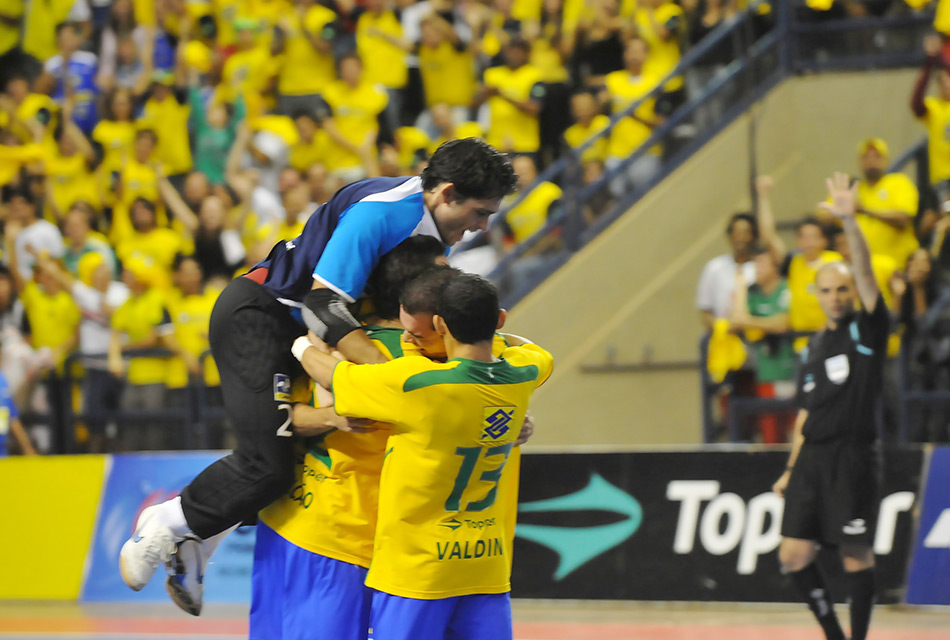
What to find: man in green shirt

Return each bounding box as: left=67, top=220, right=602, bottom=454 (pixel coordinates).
left=731, top=245, right=796, bottom=442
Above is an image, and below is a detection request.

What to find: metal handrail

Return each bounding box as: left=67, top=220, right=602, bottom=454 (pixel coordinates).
left=569, top=6, right=765, bottom=161
left=789, top=12, right=934, bottom=34
left=53, top=348, right=222, bottom=453
left=487, top=1, right=936, bottom=306
left=454, top=3, right=770, bottom=256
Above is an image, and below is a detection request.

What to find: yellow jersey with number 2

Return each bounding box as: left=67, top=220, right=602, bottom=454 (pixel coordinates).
left=258, top=330, right=516, bottom=569
left=258, top=326, right=402, bottom=568
left=332, top=342, right=553, bottom=600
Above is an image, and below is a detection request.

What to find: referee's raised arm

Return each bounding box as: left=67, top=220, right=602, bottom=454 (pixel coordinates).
left=818, top=172, right=881, bottom=313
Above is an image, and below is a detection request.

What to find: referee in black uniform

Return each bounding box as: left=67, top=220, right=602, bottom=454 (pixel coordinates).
left=773, top=173, right=887, bottom=640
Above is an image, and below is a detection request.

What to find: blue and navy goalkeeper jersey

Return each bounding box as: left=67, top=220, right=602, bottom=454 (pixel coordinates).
left=249, top=176, right=443, bottom=310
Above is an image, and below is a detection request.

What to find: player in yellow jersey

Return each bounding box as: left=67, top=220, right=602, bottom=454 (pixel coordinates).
left=912, top=35, right=950, bottom=191
left=847, top=140, right=919, bottom=268
left=321, top=53, right=389, bottom=184
left=417, top=14, right=477, bottom=120
left=294, top=271, right=553, bottom=640
left=757, top=176, right=843, bottom=352
left=164, top=255, right=221, bottom=426
left=563, top=91, right=610, bottom=166
left=245, top=237, right=447, bottom=636
left=602, top=37, right=665, bottom=197
left=476, top=38, right=545, bottom=156
left=273, top=0, right=338, bottom=115
left=242, top=241, right=533, bottom=635
left=289, top=108, right=332, bottom=175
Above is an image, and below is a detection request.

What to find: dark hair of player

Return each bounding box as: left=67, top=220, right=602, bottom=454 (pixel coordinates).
left=726, top=212, right=759, bottom=240
left=436, top=273, right=500, bottom=345
left=421, top=138, right=517, bottom=202
left=400, top=266, right=460, bottom=317
left=366, top=236, right=447, bottom=320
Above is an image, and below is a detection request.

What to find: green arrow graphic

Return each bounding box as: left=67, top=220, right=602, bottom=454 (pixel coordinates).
left=440, top=518, right=462, bottom=531
left=516, top=473, right=642, bottom=581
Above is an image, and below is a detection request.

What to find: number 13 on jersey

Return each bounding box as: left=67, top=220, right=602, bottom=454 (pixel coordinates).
left=445, top=443, right=515, bottom=512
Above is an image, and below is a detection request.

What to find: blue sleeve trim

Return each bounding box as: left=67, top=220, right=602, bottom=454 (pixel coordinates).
left=850, top=320, right=874, bottom=355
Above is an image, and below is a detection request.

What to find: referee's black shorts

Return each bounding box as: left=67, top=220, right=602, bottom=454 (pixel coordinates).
left=180, top=276, right=307, bottom=539
left=781, top=440, right=881, bottom=548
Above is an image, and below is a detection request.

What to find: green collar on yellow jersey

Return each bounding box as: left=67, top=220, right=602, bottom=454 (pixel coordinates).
left=403, top=357, right=539, bottom=392
left=365, top=325, right=406, bottom=359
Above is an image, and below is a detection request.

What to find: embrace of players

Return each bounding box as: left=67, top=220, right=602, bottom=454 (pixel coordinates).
left=261, top=244, right=551, bottom=640
left=773, top=173, right=888, bottom=640
left=118, top=139, right=553, bottom=639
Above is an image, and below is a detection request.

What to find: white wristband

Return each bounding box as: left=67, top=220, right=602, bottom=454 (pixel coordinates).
left=292, top=336, right=313, bottom=362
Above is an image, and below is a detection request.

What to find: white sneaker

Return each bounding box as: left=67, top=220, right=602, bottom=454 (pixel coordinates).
left=119, top=505, right=178, bottom=591
left=165, top=536, right=208, bottom=616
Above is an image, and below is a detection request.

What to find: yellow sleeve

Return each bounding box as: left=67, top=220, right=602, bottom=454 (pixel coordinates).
left=134, top=0, right=156, bottom=26
left=305, top=5, right=335, bottom=33
left=371, top=87, right=389, bottom=114
left=657, top=3, right=683, bottom=21
left=484, top=67, right=500, bottom=89
left=923, top=96, right=938, bottom=123
left=892, top=175, right=920, bottom=216
left=111, top=302, right=129, bottom=331
left=503, top=343, right=555, bottom=387
left=540, top=182, right=563, bottom=201
left=331, top=358, right=429, bottom=423
left=321, top=82, right=340, bottom=110
left=604, top=72, right=621, bottom=98
left=19, top=281, right=37, bottom=311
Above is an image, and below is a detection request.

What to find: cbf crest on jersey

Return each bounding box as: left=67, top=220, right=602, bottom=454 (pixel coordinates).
left=481, top=407, right=515, bottom=442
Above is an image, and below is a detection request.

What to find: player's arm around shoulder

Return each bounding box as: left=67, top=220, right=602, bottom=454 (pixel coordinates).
left=500, top=340, right=555, bottom=387
left=331, top=354, right=437, bottom=424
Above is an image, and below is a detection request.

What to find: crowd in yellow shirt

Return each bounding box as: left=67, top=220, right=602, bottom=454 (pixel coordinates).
left=4, top=0, right=906, bottom=454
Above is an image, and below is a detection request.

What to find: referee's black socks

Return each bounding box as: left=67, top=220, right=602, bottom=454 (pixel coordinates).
left=788, top=563, right=846, bottom=640
left=846, top=567, right=876, bottom=640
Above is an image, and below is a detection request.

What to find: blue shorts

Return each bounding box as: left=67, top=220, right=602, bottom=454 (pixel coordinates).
left=250, top=521, right=372, bottom=640
left=369, top=590, right=512, bottom=640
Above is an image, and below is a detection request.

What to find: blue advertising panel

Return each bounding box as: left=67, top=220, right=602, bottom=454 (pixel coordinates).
left=82, top=453, right=256, bottom=603
left=906, top=446, right=950, bottom=605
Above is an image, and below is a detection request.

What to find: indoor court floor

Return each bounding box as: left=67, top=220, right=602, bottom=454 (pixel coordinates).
left=1, top=600, right=948, bottom=640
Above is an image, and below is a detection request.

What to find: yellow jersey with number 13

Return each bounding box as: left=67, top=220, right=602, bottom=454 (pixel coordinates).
left=258, top=329, right=517, bottom=568
left=332, top=343, right=553, bottom=600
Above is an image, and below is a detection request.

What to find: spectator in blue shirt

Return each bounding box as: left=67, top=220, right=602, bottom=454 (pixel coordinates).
left=36, top=22, right=100, bottom=135
left=0, top=367, right=37, bottom=456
